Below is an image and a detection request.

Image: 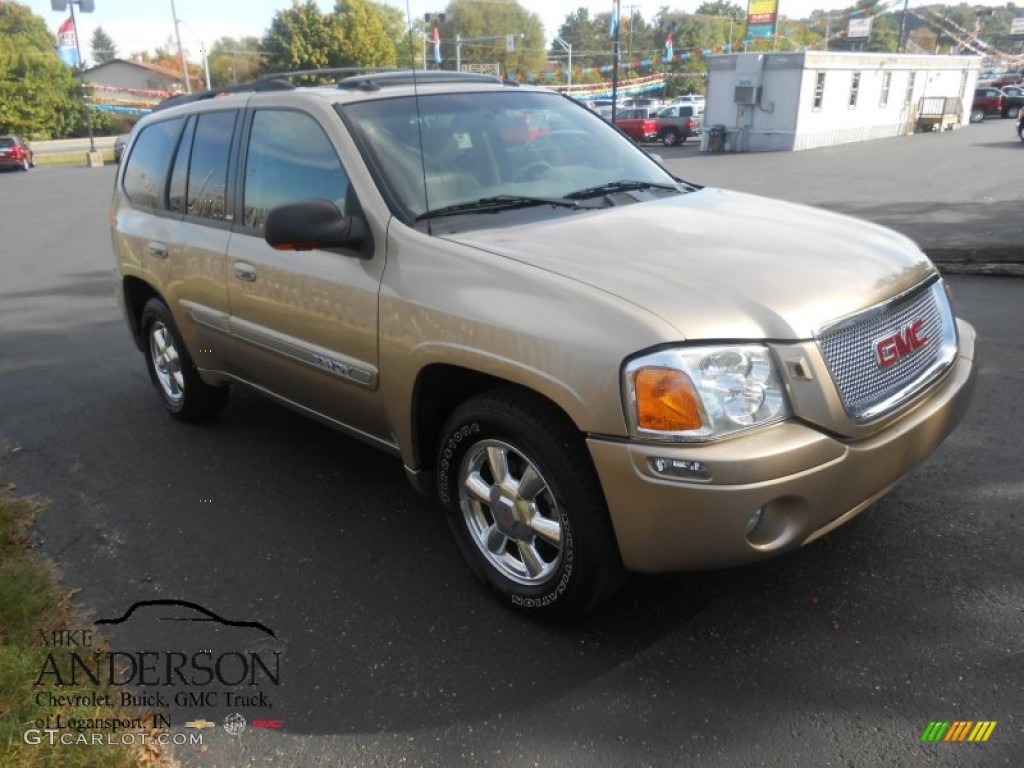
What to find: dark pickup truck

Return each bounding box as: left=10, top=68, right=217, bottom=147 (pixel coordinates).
left=651, top=104, right=703, bottom=146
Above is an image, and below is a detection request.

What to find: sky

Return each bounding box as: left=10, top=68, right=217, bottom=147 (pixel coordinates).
left=20, top=0, right=1014, bottom=64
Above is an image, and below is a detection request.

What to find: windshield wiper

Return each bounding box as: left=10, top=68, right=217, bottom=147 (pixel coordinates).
left=564, top=179, right=681, bottom=200
left=415, top=195, right=591, bottom=221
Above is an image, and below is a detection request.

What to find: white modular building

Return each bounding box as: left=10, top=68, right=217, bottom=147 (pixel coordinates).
left=703, top=51, right=982, bottom=152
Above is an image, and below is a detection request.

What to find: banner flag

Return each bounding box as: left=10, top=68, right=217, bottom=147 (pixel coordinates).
left=433, top=26, right=441, bottom=65
left=664, top=33, right=674, bottom=62
left=57, top=15, right=79, bottom=67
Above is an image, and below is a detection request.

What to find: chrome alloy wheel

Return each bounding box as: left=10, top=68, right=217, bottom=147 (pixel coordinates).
left=458, top=439, right=563, bottom=586
left=149, top=321, right=185, bottom=407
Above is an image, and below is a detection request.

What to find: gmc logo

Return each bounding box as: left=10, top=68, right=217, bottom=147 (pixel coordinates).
left=875, top=320, right=929, bottom=368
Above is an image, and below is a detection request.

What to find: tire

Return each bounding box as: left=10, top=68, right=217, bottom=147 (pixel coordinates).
left=140, top=298, right=228, bottom=422
left=969, top=107, right=986, bottom=123
left=660, top=130, right=679, bottom=147
left=1005, top=106, right=1020, bottom=120
left=436, top=388, right=624, bottom=619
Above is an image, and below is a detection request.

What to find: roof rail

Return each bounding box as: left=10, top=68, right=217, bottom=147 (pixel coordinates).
left=254, top=67, right=393, bottom=83
left=337, top=70, right=506, bottom=91
left=153, top=78, right=294, bottom=112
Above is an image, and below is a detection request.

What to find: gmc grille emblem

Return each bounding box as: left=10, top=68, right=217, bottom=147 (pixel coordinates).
left=875, top=320, right=929, bottom=368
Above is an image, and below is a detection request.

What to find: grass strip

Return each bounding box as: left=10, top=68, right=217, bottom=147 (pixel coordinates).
left=0, top=484, right=175, bottom=767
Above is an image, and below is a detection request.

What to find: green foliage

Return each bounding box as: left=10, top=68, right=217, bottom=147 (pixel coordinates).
left=208, top=36, right=265, bottom=86
left=261, top=0, right=346, bottom=75
left=438, top=0, right=546, bottom=78
left=0, top=2, right=83, bottom=138
left=334, top=0, right=404, bottom=68
left=552, top=8, right=614, bottom=71
left=90, top=26, right=117, bottom=64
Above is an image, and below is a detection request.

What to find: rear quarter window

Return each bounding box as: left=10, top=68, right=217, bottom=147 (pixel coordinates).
left=122, top=118, right=184, bottom=209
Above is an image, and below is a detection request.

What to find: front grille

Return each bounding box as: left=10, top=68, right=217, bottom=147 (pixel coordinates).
left=816, top=278, right=958, bottom=421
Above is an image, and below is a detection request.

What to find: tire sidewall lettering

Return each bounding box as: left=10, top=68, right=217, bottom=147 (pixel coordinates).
left=437, top=422, right=480, bottom=506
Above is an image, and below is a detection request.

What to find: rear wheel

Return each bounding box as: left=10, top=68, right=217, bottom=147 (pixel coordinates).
left=436, top=389, right=624, bottom=619
left=660, top=130, right=679, bottom=147
left=969, top=107, right=986, bottom=123
left=140, top=298, right=228, bottom=422
left=1006, top=105, right=1021, bottom=119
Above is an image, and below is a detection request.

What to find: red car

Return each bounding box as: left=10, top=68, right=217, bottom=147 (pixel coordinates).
left=0, top=136, right=34, bottom=171
left=970, top=87, right=1004, bottom=123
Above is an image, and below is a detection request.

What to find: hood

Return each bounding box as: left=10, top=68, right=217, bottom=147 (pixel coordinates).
left=441, top=188, right=937, bottom=340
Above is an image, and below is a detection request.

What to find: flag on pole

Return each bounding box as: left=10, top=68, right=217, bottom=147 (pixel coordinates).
left=57, top=15, right=79, bottom=67
left=609, top=2, right=619, bottom=37
left=433, top=26, right=441, bottom=65
left=663, top=32, right=674, bottom=62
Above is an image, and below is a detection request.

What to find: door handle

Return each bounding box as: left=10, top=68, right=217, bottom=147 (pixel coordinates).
left=234, top=262, right=257, bottom=282
left=147, top=242, right=168, bottom=259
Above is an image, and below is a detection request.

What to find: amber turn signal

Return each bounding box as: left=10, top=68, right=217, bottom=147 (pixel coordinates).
left=633, top=367, right=704, bottom=431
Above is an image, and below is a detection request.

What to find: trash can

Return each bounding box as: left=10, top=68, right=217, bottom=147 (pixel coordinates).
left=708, top=124, right=726, bottom=153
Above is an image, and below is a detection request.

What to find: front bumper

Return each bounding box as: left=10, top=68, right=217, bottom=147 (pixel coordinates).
left=588, top=320, right=978, bottom=573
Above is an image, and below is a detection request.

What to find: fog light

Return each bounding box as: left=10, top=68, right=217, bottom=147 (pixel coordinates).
left=745, top=507, right=765, bottom=537
left=649, top=457, right=711, bottom=481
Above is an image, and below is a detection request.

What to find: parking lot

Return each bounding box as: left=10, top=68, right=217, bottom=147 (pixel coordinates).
left=1, top=132, right=1021, bottom=765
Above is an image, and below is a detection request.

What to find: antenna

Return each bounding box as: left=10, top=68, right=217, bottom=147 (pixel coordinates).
left=409, top=2, right=434, bottom=235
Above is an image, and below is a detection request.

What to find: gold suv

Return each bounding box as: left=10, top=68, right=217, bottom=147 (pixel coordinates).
left=112, top=70, right=977, bottom=618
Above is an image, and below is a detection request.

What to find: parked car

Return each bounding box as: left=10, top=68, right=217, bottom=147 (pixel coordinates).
left=652, top=104, right=702, bottom=145
left=672, top=93, right=705, bottom=106
left=971, top=87, right=1004, bottom=122
left=999, top=86, right=1024, bottom=119
left=613, top=108, right=659, bottom=142
left=113, top=132, right=131, bottom=163
left=112, top=69, right=977, bottom=619
left=0, top=136, right=34, bottom=171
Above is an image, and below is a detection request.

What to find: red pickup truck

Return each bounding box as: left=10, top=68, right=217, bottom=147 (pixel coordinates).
left=613, top=108, right=658, bottom=143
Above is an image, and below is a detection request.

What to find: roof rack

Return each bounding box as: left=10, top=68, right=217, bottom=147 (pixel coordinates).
left=151, top=67, right=393, bottom=112
left=153, top=78, right=294, bottom=111
left=337, top=70, right=507, bottom=91
left=151, top=68, right=510, bottom=112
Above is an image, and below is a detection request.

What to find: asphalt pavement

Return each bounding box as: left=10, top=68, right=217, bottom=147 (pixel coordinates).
left=659, top=116, right=1024, bottom=275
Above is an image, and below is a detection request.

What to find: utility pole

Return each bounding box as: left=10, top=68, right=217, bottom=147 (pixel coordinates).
left=170, top=0, right=190, bottom=93
left=553, top=36, right=572, bottom=86
left=611, top=0, right=621, bottom=123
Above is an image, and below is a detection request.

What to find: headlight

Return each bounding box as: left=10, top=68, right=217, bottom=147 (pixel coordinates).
left=623, top=345, right=790, bottom=441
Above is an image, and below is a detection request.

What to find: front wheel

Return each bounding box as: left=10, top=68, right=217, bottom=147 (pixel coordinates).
left=969, top=107, right=986, bottom=123
left=140, top=298, right=228, bottom=422
left=1005, top=106, right=1021, bottom=119
left=436, top=389, right=624, bottom=619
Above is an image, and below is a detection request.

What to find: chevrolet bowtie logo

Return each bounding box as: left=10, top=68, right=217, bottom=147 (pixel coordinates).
left=185, top=719, right=217, bottom=730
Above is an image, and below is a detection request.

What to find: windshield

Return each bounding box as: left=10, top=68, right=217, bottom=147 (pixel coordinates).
left=342, top=90, right=679, bottom=222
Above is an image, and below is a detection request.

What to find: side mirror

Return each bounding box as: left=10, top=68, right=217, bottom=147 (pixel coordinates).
left=264, top=199, right=369, bottom=254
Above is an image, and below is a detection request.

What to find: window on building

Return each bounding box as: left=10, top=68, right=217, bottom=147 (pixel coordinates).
left=813, top=71, right=826, bottom=110
left=905, top=72, right=916, bottom=105
left=849, top=72, right=861, bottom=108
left=880, top=72, right=892, bottom=108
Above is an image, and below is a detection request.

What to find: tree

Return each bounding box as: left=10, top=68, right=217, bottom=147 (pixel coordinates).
left=90, top=26, right=117, bottom=64
left=0, top=1, right=83, bottom=138
left=695, top=2, right=745, bottom=21
left=437, top=0, right=545, bottom=78
left=551, top=8, right=611, bottom=72
left=333, top=0, right=404, bottom=68
left=207, top=37, right=264, bottom=86
left=261, top=0, right=345, bottom=76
